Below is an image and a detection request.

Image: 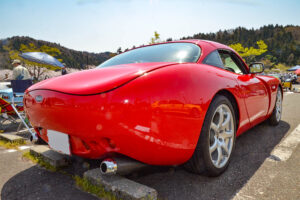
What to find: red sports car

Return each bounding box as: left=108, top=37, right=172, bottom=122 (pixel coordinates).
left=24, top=40, right=282, bottom=176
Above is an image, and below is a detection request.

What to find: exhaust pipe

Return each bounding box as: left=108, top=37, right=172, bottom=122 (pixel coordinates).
left=30, top=133, right=38, bottom=143
left=100, top=157, right=146, bottom=175
left=100, top=159, right=117, bottom=174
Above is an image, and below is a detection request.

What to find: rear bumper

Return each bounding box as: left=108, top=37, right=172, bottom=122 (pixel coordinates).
left=24, top=90, right=115, bottom=159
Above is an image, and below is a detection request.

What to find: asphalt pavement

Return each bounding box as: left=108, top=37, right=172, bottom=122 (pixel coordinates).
left=0, top=91, right=300, bottom=200
left=131, top=91, right=300, bottom=200
left=0, top=147, right=98, bottom=200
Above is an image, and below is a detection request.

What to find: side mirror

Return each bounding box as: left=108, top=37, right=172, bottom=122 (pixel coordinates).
left=249, top=62, right=264, bottom=74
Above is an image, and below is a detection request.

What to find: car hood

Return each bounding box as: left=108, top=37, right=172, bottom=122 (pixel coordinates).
left=27, top=62, right=176, bottom=95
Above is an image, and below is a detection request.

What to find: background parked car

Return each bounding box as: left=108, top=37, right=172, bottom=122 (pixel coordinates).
left=0, top=81, right=23, bottom=103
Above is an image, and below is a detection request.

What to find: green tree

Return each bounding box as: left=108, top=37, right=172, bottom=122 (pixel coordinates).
left=117, top=47, right=122, bottom=54
left=150, top=31, right=161, bottom=44
left=229, top=40, right=268, bottom=63
left=273, top=63, right=289, bottom=72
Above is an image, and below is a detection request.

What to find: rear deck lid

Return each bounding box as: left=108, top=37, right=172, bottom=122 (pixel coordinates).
left=27, top=62, right=175, bottom=95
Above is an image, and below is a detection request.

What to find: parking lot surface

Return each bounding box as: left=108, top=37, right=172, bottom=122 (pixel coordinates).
left=0, top=147, right=99, bottom=200
left=1, top=91, right=300, bottom=200
left=131, top=92, right=300, bottom=200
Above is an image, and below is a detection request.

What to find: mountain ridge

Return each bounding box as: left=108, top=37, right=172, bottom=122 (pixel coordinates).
left=1, top=24, right=299, bottom=70
left=0, top=36, right=112, bottom=69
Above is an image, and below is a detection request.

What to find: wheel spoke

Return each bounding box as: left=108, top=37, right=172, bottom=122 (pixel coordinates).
left=217, top=107, right=224, bottom=129
left=219, top=130, right=233, bottom=139
left=220, top=141, right=229, bottom=156
left=210, top=122, right=219, bottom=132
left=222, top=113, right=230, bottom=130
left=210, top=137, right=218, bottom=153
left=216, top=146, right=223, bottom=166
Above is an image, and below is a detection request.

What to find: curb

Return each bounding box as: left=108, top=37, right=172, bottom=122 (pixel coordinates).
left=0, top=133, right=25, bottom=143
left=84, top=169, right=158, bottom=200
left=30, top=145, right=70, bottom=168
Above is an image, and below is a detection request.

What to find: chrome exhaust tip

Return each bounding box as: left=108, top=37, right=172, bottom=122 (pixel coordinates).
left=100, top=157, right=146, bottom=175
left=100, top=159, right=117, bottom=174
left=30, top=134, right=38, bottom=143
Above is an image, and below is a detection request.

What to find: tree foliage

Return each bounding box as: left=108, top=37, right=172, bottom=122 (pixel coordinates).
left=273, top=63, right=289, bottom=72
left=182, top=24, right=300, bottom=66
left=1, top=25, right=300, bottom=72
left=229, top=40, right=268, bottom=63
left=150, top=31, right=161, bottom=44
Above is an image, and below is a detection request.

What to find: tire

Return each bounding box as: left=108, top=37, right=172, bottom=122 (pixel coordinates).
left=185, top=95, right=236, bottom=176
left=268, top=88, right=282, bottom=126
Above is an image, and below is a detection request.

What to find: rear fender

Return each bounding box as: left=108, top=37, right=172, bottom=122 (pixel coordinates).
left=107, top=63, right=247, bottom=164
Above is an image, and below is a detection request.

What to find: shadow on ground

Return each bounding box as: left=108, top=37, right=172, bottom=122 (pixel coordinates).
left=128, top=121, right=290, bottom=200
left=1, top=165, right=98, bottom=200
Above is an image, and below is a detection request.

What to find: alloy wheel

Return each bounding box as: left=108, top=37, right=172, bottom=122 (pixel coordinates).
left=275, top=90, right=282, bottom=122
left=209, top=104, right=234, bottom=168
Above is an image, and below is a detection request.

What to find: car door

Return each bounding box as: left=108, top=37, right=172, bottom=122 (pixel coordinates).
left=217, top=50, right=269, bottom=126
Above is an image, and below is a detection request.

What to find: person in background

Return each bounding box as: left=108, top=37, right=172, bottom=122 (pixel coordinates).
left=3, top=73, right=9, bottom=80
left=12, top=59, right=31, bottom=80
left=61, top=63, right=68, bottom=75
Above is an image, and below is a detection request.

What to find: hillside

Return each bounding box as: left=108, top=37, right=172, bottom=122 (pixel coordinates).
left=1, top=25, right=299, bottom=70
left=0, top=36, right=112, bottom=69
left=181, top=24, right=300, bottom=66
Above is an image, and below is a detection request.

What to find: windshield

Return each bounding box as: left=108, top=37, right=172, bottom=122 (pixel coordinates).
left=97, top=43, right=201, bottom=68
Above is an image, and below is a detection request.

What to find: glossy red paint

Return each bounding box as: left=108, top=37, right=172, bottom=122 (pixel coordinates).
left=24, top=40, right=280, bottom=165
left=29, top=62, right=177, bottom=95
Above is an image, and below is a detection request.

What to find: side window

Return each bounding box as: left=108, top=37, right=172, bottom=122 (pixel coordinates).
left=218, top=52, right=243, bottom=74
left=202, top=51, right=224, bottom=68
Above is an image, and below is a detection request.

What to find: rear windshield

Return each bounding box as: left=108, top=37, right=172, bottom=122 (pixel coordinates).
left=97, top=43, right=201, bottom=68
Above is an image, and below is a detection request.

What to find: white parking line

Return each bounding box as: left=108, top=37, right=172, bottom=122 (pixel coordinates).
left=284, top=92, right=293, bottom=96
left=269, top=124, right=300, bottom=161
left=0, top=145, right=33, bottom=154
left=234, top=123, right=300, bottom=200
left=18, top=145, right=32, bottom=150
left=5, top=149, right=17, bottom=153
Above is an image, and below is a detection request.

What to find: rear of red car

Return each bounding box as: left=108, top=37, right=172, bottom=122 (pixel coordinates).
left=24, top=63, right=207, bottom=166
left=25, top=63, right=175, bottom=159
left=24, top=42, right=207, bottom=165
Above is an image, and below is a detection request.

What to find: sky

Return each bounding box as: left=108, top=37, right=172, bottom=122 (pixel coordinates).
left=0, top=0, right=299, bottom=53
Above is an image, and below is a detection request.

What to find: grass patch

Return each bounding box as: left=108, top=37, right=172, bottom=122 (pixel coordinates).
left=22, top=152, right=119, bottom=199
left=22, top=151, right=57, bottom=172
left=74, top=175, right=118, bottom=200
left=0, top=139, right=26, bottom=149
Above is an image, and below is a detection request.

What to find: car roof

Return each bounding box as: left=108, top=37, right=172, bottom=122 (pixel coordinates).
left=169, top=39, right=233, bottom=50
left=134, top=39, right=231, bottom=51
